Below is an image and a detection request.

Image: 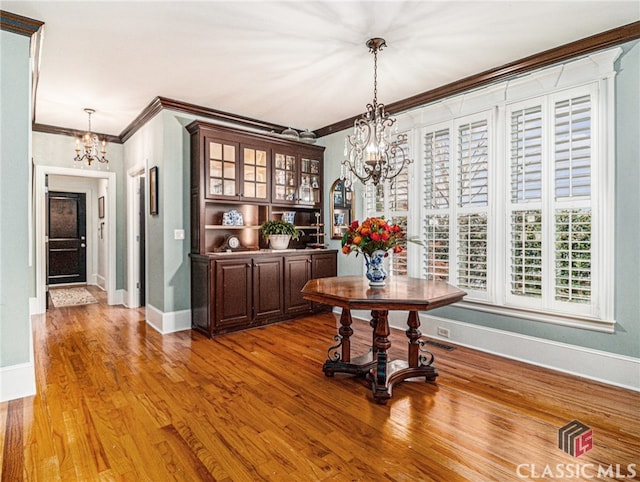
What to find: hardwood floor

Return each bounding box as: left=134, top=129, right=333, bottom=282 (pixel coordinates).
left=2, top=286, right=639, bottom=481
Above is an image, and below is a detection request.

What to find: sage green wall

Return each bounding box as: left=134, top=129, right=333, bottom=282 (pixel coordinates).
left=161, top=112, right=191, bottom=312
left=31, top=131, right=126, bottom=291
left=122, top=113, right=165, bottom=309
left=121, top=111, right=193, bottom=314
left=319, top=41, right=640, bottom=358
left=0, top=30, right=31, bottom=367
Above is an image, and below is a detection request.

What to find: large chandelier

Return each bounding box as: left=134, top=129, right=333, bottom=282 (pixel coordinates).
left=74, top=108, right=108, bottom=167
left=341, top=38, right=412, bottom=187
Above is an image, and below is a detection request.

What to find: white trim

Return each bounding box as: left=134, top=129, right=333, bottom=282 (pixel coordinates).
left=29, top=296, right=38, bottom=314
left=33, top=166, right=117, bottom=314
left=126, top=164, right=145, bottom=309
left=0, top=361, right=36, bottom=402
left=454, top=300, right=615, bottom=333
left=95, top=273, right=106, bottom=291
left=112, top=288, right=125, bottom=306
left=0, top=315, right=36, bottom=402
left=145, top=303, right=191, bottom=334
left=342, top=308, right=638, bottom=391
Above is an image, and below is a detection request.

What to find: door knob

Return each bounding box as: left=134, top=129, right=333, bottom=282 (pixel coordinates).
left=81, top=243, right=86, bottom=248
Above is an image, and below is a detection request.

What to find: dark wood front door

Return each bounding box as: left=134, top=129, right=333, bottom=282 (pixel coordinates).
left=48, top=191, right=87, bottom=285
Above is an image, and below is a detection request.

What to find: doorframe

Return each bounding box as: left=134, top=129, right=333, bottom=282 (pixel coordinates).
left=34, top=165, right=117, bottom=313
left=126, top=164, right=145, bottom=308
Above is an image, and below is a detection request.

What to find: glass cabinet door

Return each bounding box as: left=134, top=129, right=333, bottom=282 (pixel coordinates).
left=242, top=146, right=269, bottom=201
left=273, top=152, right=297, bottom=203
left=300, top=157, right=321, bottom=205
left=206, top=140, right=238, bottom=199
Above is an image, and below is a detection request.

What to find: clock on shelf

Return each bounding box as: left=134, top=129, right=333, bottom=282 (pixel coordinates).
left=216, top=234, right=245, bottom=252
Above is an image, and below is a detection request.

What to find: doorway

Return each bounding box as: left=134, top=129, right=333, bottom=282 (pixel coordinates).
left=126, top=167, right=146, bottom=309
left=47, top=191, right=87, bottom=285
left=34, top=166, right=116, bottom=314
left=139, top=176, right=146, bottom=306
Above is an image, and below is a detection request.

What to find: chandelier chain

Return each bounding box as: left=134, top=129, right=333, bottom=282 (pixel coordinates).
left=373, top=47, right=378, bottom=106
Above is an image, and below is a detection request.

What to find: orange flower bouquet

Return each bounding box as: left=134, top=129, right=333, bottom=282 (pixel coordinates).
left=341, top=217, right=404, bottom=257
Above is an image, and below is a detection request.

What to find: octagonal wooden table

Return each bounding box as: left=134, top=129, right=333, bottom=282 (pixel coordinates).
left=301, top=276, right=466, bottom=404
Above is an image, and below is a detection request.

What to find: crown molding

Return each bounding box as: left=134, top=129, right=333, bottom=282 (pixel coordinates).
left=0, top=10, right=43, bottom=37
left=314, top=20, right=640, bottom=138
left=32, top=123, right=122, bottom=144
left=119, top=96, right=292, bottom=143
left=28, top=20, right=640, bottom=145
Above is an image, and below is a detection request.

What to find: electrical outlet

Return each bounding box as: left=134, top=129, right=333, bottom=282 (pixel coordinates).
left=437, top=327, right=450, bottom=338
left=174, top=229, right=185, bottom=240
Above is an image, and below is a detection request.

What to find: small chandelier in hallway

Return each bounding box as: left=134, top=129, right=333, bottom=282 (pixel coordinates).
left=74, top=108, right=109, bottom=167
left=341, top=37, right=412, bottom=187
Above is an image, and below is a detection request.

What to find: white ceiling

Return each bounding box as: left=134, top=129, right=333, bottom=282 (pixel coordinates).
left=4, top=1, right=639, bottom=136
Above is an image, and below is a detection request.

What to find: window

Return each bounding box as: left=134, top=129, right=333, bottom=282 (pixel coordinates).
left=416, top=81, right=613, bottom=326
left=372, top=48, right=619, bottom=329
left=364, top=135, right=410, bottom=277
left=504, top=89, right=595, bottom=317
left=422, top=114, right=491, bottom=300
left=419, top=87, right=601, bottom=319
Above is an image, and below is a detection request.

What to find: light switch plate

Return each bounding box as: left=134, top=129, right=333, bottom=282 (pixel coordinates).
left=174, top=229, right=185, bottom=240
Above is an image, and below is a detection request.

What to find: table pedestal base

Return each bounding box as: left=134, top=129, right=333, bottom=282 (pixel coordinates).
left=370, top=360, right=438, bottom=404
left=323, top=309, right=378, bottom=377
left=323, top=309, right=438, bottom=404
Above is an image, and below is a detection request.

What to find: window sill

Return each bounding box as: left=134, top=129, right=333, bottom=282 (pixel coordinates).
left=452, top=300, right=616, bottom=334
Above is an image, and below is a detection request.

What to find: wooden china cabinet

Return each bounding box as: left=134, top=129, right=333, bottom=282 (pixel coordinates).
left=187, top=121, right=337, bottom=338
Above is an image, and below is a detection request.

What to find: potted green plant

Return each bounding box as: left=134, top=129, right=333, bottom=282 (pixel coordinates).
left=260, top=220, right=301, bottom=250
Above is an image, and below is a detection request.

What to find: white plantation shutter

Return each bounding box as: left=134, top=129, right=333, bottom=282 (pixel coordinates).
left=424, top=128, right=451, bottom=280
left=391, top=215, right=408, bottom=275
left=552, top=93, right=593, bottom=312
left=555, top=209, right=591, bottom=303
left=458, top=120, right=489, bottom=207
left=389, top=164, right=409, bottom=212
left=457, top=213, right=488, bottom=290
left=364, top=183, right=384, bottom=216
left=424, top=214, right=450, bottom=281
left=506, top=90, right=594, bottom=315
left=363, top=135, right=410, bottom=277
left=508, top=103, right=545, bottom=305
left=511, top=106, right=543, bottom=203
left=388, top=151, right=409, bottom=275
left=421, top=116, right=490, bottom=298
left=554, top=95, right=591, bottom=199
left=456, top=119, right=489, bottom=294
left=424, top=129, right=450, bottom=209
left=510, top=210, right=543, bottom=298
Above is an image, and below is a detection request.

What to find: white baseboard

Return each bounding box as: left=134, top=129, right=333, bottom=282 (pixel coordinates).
left=342, top=308, right=640, bottom=392
left=95, top=274, right=106, bottom=290
left=146, top=304, right=191, bottom=334
left=29, top=296, right=40, bottom=315
left=109, top=289, right=125, bottom=306
left=0, top=362, right=36, bottom=402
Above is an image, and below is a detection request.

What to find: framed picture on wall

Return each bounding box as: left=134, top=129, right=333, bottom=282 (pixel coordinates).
left=150, top=166, right=159, bottom=215
left=98, top=196, right=105, bottom=219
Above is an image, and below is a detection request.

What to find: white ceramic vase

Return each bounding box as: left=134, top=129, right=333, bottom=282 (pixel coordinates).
left=269, top=234, right=291, bottom=250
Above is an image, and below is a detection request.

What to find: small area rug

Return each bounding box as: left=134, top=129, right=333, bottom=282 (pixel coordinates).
left=49, top=287, right=98, bottom=308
